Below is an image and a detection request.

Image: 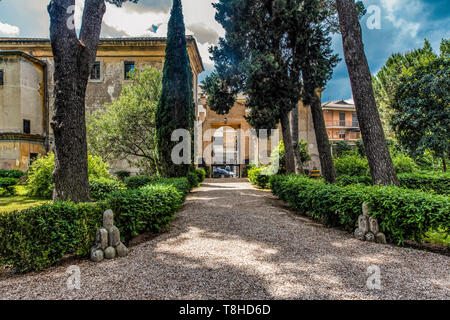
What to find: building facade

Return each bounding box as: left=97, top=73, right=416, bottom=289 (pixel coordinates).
left=322, top=100, right=360, bottom=144
left=0, top=37, right=358, bottom=176
left=0, top=37, right=204, bottom=172
left=0, top=51, right=48, bottom=171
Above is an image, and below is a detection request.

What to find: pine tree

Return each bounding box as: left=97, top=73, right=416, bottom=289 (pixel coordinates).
left=155, top=0, right=194, bottom=177
left=48, top=0, right=138, bottom=202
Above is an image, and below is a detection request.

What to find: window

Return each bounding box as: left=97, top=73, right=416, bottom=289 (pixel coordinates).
left=29, top=153, right=39, bottom=165
left=23, top=120, right=31, bottom=134
left=90, top=61, right=101, bottom=80
left=352, top=113, right=358, bottom=127
left=339, top=130, right=346, bottom=139
left=0, top=70, right=3, bottom=85
left=124, top=61, right=135, bottom=80
left=339, top=112, right=346, bottom=126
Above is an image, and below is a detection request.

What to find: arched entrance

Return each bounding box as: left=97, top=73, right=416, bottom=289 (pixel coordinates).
left=211, top=125, right=241, bottom=178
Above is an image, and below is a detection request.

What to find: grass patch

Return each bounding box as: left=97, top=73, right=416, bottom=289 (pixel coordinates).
left=0, top=186, right=48, bottom=214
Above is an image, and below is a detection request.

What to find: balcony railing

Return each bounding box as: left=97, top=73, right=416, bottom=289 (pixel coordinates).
left=325, top=120, right=359, bottom=128
left=329, top=132, right=361, bottom=141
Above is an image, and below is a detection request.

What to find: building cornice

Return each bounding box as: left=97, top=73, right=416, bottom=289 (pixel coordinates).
left=0, top=36, right=204, bottom=74
left=0, top=133, right=45, bottom=143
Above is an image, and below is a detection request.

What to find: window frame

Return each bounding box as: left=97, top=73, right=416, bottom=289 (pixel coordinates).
left=89, top=61, right=102, bottom=81
left=23, top=119, right=31, bottom=134
left=124, top=61, right=135, bottom=80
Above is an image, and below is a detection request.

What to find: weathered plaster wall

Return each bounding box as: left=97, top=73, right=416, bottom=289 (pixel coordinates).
left=0, top=140, right=44, bottom=170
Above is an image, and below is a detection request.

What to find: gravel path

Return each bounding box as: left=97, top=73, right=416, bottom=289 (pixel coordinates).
left=1, top=179, right=449, bottom=300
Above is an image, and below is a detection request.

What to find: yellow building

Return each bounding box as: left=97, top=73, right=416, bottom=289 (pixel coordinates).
left=0, top=51, right=48, bottom=171
left=0, top=36, right=204, bottom=172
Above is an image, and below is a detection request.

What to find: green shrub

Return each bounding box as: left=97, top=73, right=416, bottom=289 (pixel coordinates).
left=248, top=167, right=272, bottom=189
left=26, top=153, right=55, bottom=198
left=336, top=175, right=372, bottom=186
left=393, top=153, right=417, bottom=173
left=89, top=178, right=123, bottom=201
left=0, top=201, right=107, bottom=273
left=270, top=140, right=311, bottom=174
left=203, top=166, right=212, bottom=178
left=193, top=169, right=206, bottom=183
left=26, top=153, right=113, bottom=199
left=269, top=175, right=450, bottom=244
left=335, top=172, right=449, bottom=195
left=0, top=177, right=18, bottom=195
left=0, top=169, right=24, bottom=179
left=334, top=141, right=353, bottom=158
left=187, top=171, right=200, bottom=188
left=107, top=184, right=183, bottom=241
left=398, top=172, right=449, bottom=195
left=145, top=177, right=191, bottom=197
left=124, top=175, right=161, bottom=189
left=115, top=170, right=131, bottom=181
left=0, top=177, right=191, bottom=273
left=334, top=153, right=369, bottom=177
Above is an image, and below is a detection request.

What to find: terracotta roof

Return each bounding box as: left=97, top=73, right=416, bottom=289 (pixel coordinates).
left=322, top=100, right=356, bottom=110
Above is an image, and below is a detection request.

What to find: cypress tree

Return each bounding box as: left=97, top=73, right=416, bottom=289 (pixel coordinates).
left=155, top=0, right=194, bottom=177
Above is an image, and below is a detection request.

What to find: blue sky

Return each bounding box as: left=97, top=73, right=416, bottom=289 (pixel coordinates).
left=0, top=0, right=448, bottom=102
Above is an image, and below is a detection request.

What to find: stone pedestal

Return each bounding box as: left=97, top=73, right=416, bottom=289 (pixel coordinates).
left=91, top=210, right=129, bottom=262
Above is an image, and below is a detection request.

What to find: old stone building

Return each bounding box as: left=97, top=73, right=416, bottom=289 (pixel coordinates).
left=0, top=51, right=48, bottom=170
left=0, top=36, right=357, bottom=176
left=0, top=36, right=204, bottom=172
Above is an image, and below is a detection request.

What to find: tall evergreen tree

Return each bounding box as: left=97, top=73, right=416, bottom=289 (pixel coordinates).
left=155, top=0, right=195, bottom=177
left=203, top=0, right=338, bottom=175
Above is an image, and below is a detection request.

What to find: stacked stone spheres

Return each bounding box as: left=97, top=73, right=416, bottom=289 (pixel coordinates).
left=91, top=210, right=129, bottom=262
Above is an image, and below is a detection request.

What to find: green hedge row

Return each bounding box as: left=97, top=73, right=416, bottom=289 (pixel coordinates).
left=336, top=173, right=449, bottom=195
left=0, top=177, right=18, bottom=195
left=270, top=175, right=450, bottom=245
left=0, top=169, right=24, bottom=179
left=248, top=167, right=271, bottom=189
left=0, top=177, right=191, bottom=273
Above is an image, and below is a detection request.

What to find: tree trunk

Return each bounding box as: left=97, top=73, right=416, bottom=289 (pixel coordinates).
left=336, top=0, right=399, bottom=186
left=280, top=111, right=295, bottom=174
left=443, top=157, right=447, bottom=172
left=48, top=0, right=106, bottom=202
left=290, top=107, right=304, bottom=174
left=302, top=78, right=337, bottom=183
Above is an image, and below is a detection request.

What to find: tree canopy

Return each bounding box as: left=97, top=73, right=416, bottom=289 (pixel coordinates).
left=391, top=57, right=449, bottom=171
left=87, top=67, right=162, bottom=174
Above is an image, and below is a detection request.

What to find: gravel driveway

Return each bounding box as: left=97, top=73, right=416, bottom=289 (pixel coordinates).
left=1, top=179, right=449, bottom=300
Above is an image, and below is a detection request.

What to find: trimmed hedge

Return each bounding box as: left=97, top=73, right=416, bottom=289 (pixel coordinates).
left=0, top=177, right=18, bottom=195
left=89, top=178, right=124, bottom=201
left=336, top=173, right=449, bottom=195
left=193, top=169, right=206, bottom=183
left=0, top=169, right=24, bottom=179
left=0, top=177, right=191, bottom=273
left=248, top=167, right=271, bottom=189
left=187, top=171, right=200, bottom=188
left=124, top=175, right=161, bottom=189
left=270, top=175, right=450, bottom=245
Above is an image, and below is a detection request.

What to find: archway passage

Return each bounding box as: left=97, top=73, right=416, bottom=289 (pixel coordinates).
left=210, top=125, right=242, bottom=178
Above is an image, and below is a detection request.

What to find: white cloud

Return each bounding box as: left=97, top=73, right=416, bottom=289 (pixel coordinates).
left=380, top=0, right=421, bottom=37
left=0, top=21, right=20, bottom=36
